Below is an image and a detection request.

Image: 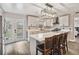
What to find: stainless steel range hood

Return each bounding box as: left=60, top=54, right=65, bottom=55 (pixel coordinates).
left=53, top=17, right=59, bottom=24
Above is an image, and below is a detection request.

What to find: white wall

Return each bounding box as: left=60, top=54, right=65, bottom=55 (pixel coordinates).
left=69, top=13, right=75, bottom=41
left=28, top=16, right=39, bottom=27
left=0, top=9, right=3, bottom=15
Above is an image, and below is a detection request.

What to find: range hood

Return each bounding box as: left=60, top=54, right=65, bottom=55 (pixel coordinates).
left=53, top=17, right=59, bottom=24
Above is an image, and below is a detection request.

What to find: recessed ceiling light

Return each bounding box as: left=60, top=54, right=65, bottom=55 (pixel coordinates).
left=16, top=3, right=23, bottom=10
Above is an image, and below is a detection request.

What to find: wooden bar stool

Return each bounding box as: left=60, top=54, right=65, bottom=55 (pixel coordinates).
left=52, top=35, right=61, bottom=55
left=59, top=33, right=68, bottom=54
left=59, top=34, right=66, bottom=54
left=36, top=37, right=53, bottom=55
left=63, top=33, right=68, bottom=51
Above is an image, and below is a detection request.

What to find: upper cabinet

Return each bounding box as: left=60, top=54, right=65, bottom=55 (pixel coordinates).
left=59, top=15, right=69, bottom=27
left=28, top=15, right=54, bottom=28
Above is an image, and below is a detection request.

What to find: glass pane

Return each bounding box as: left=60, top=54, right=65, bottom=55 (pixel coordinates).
left=4, top=19, right=13, bottom=40
left=16, top=21, right=24, bottom=39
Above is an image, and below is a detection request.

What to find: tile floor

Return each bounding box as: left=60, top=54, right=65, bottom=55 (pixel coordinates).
left=66, top=41, right=79, bottom=55
left=66, top=36, right=79, bottom=55
left=3, top=37, right=79, bottom=55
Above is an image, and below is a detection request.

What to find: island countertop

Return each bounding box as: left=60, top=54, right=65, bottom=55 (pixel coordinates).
left=30, top=29, right=70, bottom=42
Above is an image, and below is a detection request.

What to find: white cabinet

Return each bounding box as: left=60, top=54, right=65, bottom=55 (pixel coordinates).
left=59, top=15, right=69, bottom=27
left=28, top=16, right=53, bottom=27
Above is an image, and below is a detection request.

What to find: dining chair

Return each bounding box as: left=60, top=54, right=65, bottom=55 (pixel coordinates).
left=36, top=37, right=53, bottom=55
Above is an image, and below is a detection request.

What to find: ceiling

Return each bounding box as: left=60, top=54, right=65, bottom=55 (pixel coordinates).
left=0, top=3, right=79, bottom=16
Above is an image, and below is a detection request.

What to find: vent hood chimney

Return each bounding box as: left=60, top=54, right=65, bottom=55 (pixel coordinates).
left=53, top=17, right=59, bottom=24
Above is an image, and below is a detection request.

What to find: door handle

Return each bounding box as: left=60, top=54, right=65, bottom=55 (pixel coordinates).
left=14, top=29, right=16, bottom=33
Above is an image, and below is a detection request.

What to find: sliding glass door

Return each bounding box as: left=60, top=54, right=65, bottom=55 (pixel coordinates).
left=4, top=17, right=27, bottom=43
left=4, top=17, right=14, bottom=43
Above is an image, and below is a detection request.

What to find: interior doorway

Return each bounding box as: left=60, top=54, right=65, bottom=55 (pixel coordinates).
left=74, top=14, right=79, bottom=43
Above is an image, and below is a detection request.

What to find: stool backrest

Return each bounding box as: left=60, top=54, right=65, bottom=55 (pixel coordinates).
left=63, top=33, right=68, bottom=40
left=53, top=35, right=60, bottom=48
left=60, top=33, right=68, bottom=45
left=44, top=37, right=53, bottom=49
left=59, top=34, right=64, bottom=44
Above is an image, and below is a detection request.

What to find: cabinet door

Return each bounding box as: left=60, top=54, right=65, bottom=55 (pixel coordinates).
left=59, top=15, right=69, bottom=26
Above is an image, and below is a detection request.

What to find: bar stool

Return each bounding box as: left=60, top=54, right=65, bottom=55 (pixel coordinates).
left=52, top=35, right=61, bottom=55
left=63, top=33, right=68, bottom=51
left=59, top=33, right=68, bottom=54
left=59, top=34, right=66, bottom=54
left=36, top=37, right=53, bottom=55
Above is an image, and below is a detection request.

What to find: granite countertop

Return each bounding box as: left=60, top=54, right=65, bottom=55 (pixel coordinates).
left=30, top=29, right=70, bottom=42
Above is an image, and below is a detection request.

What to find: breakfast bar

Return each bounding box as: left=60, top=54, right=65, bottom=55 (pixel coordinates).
left=29, top=29, right=70, bottom=54
left=30, top=29, right=70, bottom=42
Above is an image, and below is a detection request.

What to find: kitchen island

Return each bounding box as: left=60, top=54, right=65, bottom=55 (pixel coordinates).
left=30, top=29, right=70, bottom=42
left=29, top=29, right=70, bottom=54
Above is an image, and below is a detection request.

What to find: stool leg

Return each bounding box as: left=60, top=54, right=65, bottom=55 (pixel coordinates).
left=66, top=39, right=68, bottom=51
left=63, top=47, right=66, bottom=54
left=36, top=49, right=38, bottom=55
left=66, top=44, right=68, bottom=51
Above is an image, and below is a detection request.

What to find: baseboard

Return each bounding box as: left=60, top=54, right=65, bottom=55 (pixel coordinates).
left=69, top=39, right=76, bottom=42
